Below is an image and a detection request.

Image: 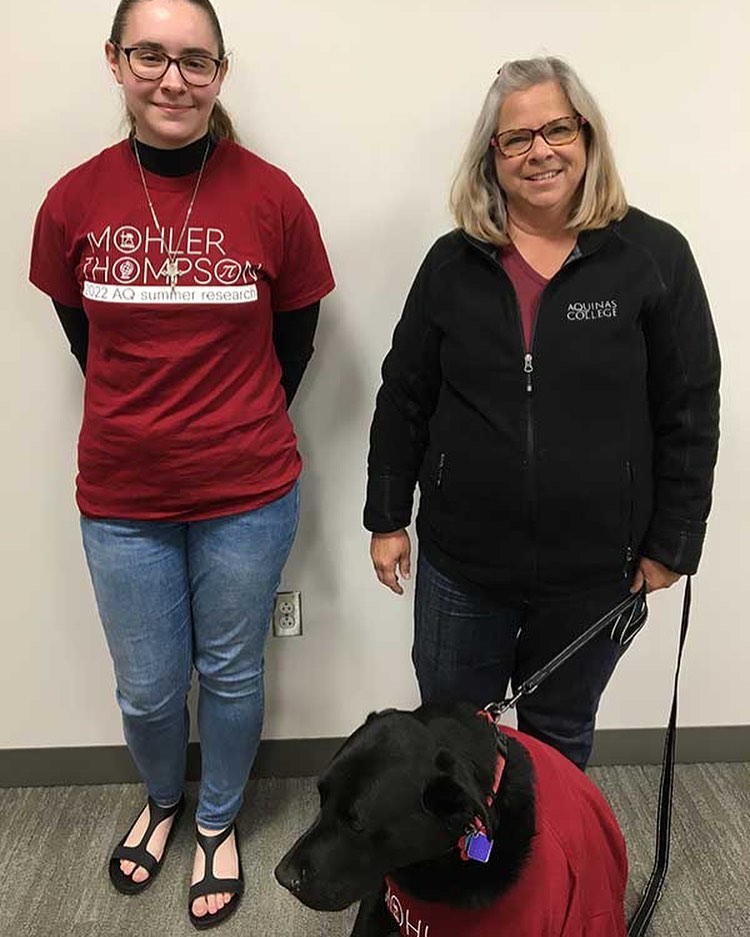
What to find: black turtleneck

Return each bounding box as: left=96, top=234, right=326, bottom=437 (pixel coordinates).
left=130, top=132, right=218, bottom=176
left=52, top=134, right=321, bottom=406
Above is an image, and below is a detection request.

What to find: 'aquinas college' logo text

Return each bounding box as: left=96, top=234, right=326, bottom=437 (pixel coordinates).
left=567, top=300, right=618, bottom=321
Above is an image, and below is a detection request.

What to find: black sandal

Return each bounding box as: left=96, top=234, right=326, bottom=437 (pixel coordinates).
left=188, top=824, right=244, bottom=930
left=109, top=794, right=186, bottom=895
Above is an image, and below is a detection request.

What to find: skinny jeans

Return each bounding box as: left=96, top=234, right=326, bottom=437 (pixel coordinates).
left=80, top=481, right=299, bottom=828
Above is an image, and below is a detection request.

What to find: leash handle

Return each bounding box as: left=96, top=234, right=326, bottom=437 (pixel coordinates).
left=485, top=586, right=647, bottom=719
left=627, top=575, right=692, bottom=936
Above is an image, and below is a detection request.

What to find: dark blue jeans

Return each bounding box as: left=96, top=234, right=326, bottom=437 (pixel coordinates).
left=413, top=552, right=633, bottom=769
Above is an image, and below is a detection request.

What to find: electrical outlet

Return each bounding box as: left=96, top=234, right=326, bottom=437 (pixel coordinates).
left=272, top=591, right=302, bottom=637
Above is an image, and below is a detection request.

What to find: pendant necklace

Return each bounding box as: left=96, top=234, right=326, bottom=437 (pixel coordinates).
left=133, top=136, right=211, bottom=294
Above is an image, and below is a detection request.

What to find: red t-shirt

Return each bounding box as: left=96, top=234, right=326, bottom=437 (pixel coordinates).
left=385, top=726, right=627, bottom=937
left=500, top=245, right=548, bottom=352
left=30, top=139, right=335, bottom=520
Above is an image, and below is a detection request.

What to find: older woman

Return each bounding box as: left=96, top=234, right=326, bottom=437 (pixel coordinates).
left=365, top=57, right=720, bottom=770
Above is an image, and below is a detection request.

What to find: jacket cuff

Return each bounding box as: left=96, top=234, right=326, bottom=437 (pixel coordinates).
left=640, top=511, right=707, bottom=575
left=363, top=474, right=415, bottom=533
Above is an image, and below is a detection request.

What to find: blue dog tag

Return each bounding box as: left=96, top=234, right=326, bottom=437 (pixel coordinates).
left=465, top=831, right=493, bottom=863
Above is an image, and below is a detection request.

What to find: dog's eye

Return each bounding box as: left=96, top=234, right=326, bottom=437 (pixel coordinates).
left=344, top=809, right=365, bottom=833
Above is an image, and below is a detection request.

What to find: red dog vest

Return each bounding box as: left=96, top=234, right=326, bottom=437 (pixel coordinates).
left=384, top=726, right=627, bottom=936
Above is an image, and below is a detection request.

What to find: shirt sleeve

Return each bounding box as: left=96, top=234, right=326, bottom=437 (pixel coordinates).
left=640, top=233, right=721, bottom=574
left=271, top=187, right=335, bottom=312
left=272, top=302, right=320, bottom=405
left=29, top=191, right=82, bottom=307
left=364, top=248, right=443, bottom=532
left=52, top=301, right=88, bottom=374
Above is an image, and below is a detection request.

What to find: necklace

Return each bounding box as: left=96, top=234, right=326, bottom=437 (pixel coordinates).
left=133, top=136, right=211, bottom=294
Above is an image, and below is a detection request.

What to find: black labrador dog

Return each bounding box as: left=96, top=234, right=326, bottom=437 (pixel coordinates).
left=276, top=703, right=627, bottom=936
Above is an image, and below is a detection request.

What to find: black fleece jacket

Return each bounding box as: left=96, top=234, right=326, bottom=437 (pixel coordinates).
left=364, top=208, right=720, bottom=594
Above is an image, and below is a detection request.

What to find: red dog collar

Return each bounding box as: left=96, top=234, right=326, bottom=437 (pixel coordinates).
left=457, top=712, right=507, bottom=863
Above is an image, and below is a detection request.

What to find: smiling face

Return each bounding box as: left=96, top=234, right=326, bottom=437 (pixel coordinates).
left=105, top=0, right=227, bottom=148
left=493, top=80, right=587, bottom=225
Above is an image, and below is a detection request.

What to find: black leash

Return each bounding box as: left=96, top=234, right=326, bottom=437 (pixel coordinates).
left=626, top=576, right=691, bottom=936
left=484, top=577, right=692, bottom=936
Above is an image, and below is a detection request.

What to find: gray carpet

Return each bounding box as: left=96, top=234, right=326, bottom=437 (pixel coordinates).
left=1, top=764, right=748, bottom=936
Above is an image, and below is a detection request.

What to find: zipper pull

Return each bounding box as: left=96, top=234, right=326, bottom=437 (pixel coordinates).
left=524, top=353, right=533, bottom=393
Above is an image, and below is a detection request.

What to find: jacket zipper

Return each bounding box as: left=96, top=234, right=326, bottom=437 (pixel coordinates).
left=524, top=351, right=534, bottom=456
left=465, top=236, right=587, bottom=578
left=515, top=258, right=582, bottom=452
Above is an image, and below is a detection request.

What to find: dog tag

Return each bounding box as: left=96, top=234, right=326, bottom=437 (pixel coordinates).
left=465, top=831, right=493, bottom=863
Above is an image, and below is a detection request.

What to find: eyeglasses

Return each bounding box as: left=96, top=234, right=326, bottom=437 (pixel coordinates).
left=115, top=44, right=224, bottom=87
left=490, top=115, right=586, bottom=158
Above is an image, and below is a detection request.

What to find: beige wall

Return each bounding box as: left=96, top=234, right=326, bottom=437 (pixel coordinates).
left=2, top=0, right=748, bottom=748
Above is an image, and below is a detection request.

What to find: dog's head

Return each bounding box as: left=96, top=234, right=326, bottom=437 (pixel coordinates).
left=275, top=705, right=497, bottom=911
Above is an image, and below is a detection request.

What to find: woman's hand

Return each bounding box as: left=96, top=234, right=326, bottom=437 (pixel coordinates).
left=370, top=530, right=411, bottom=595
left=630, top=556, right=681, bottom=594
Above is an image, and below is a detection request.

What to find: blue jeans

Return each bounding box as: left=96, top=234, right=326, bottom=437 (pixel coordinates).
left=80, top=482, right=300, bottom=829
left=413, top=552, right=631, bottom=769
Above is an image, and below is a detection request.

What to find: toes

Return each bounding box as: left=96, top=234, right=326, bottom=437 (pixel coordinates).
left=194, top=892, right=233, bottom=916
left=120, top=859, right=149, bottom=883
left=192, top=897, right=208, bottom=918
left=132, top=866, right=149, bottom=884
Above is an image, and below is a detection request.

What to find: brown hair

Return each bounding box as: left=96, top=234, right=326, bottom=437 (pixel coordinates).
left=110, top=0, right=238, bottom=142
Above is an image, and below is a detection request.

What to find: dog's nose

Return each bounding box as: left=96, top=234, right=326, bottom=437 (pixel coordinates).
left=275, top=857, right=308, bottom=895
left=285, top=874, right=303, bottom=895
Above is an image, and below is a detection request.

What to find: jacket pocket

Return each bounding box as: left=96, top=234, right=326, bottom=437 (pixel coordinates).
left=419, top=448, right=446, bottom=492
left=417, top=449, right=447, bottom=539
left=435, top=451, right=446, bottom=489
left=622, top=460, right=635, bottom=577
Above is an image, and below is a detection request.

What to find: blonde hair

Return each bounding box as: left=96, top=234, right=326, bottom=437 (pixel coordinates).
left=450, top=57, right=627, bottom=245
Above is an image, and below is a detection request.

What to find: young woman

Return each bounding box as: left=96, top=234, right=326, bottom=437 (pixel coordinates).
left=30, top=0, right=334, bottom=928
left=365, top=57, right=720, bottom=771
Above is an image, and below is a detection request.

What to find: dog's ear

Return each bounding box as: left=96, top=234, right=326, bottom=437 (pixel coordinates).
left=422, top=774, right=471, bottom=821
left=422, top=774, right=492, bottom=834
left=423, top=750, right=493, bottom=834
